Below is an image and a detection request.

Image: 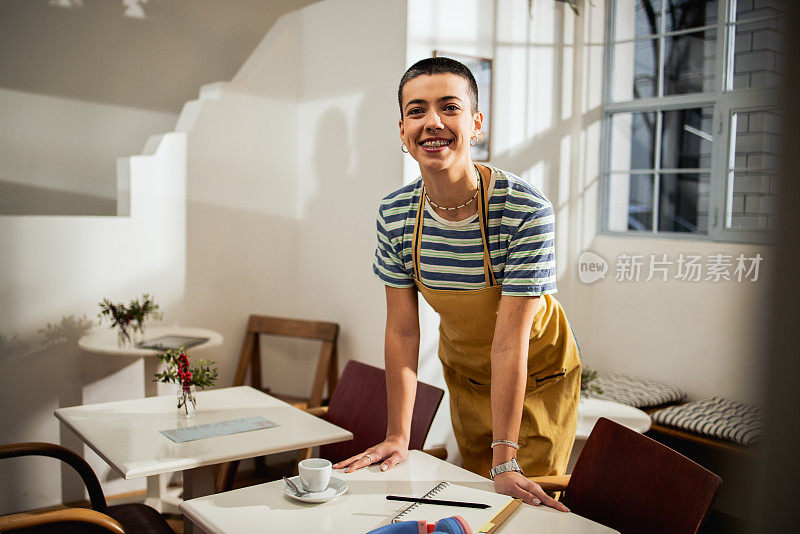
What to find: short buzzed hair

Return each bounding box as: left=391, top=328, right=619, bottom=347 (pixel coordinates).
left=398, top=57, right=479, bottom=116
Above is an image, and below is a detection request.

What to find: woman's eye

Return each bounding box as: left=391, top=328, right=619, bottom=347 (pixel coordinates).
left=444, top=104, right=460, bottom=111
left=407, top=108, right=423, bottom=116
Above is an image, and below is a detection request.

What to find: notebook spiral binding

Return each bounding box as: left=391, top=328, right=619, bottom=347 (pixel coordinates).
left=391, top=481, right=451, bottom=523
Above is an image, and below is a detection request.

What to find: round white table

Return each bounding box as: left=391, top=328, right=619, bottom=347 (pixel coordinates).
left=77, top=325, right=223, bottom=514
left=78, top=325, right=223, bottom=396
left=569, top=397, right=652, bottom=472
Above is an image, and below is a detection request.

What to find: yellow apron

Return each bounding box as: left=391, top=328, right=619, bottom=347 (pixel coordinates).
left=411, top=168, right=581, bottom=478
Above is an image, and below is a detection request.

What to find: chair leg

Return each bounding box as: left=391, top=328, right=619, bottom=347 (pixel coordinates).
left=216, top=459, right=240, bottom=493
left=254, top=456, right=268, bottom=477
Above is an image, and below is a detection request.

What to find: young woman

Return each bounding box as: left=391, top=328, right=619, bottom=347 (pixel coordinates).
left=335, top=57, right=580, bottom=512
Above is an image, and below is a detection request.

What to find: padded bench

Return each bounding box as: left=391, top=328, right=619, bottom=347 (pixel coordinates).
left=584, top=372, right=761, bottom=455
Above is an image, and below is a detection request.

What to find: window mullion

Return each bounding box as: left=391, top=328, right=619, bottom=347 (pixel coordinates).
left=653, top=111, right=663, bottom=233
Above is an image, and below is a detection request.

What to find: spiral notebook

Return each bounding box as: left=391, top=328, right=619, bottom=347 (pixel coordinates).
left=390, top=481, right=521, bottom=533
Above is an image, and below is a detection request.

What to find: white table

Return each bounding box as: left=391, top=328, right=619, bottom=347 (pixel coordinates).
left=55, top=386, right=353, bottom=533
left=181, top=450, right=618, bottom=534
left=77, top=325, right=224, bottom=512
left=78, top=325, right=223, bottom=396
left=569, top=397, right=652, bottom=471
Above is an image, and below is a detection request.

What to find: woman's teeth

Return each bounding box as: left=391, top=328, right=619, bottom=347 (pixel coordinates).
left=421, top=140, right=450, bottom=147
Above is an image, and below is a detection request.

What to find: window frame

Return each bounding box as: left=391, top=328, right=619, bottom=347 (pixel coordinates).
left=600, top=0, right=782, bottom=244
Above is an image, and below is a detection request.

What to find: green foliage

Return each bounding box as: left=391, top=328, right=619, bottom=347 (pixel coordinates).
left=580, top=367, right=603, bottom=397
left=97, top=293, right=162, bottom=342
left=154, top=347, right=218, bottom=390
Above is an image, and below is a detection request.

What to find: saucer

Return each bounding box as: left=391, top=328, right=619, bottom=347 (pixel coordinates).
left=283, top=476, right=348, bottom=503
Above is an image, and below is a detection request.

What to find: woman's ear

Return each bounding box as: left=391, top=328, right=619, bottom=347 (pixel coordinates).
left=398, top=118, right=405, bottom=138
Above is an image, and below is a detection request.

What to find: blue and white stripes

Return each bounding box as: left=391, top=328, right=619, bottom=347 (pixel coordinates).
left=373, top=166, right=557, bottom=296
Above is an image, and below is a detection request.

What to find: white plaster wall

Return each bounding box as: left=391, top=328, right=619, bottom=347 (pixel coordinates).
left=0, top=131, right=187, bottom=512
left=292, top=0, right=407, bottom=390
left=0, top=87, right=177, bottom=214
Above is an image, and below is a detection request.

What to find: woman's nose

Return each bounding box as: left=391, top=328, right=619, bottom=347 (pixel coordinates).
left=424, top=111, right=444, bottom=132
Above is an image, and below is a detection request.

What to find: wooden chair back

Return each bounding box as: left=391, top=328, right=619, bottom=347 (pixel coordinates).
left=0, top=442, right=172, bottom=534
left=232, top=314, right=339, bottom=409
left=563, top=417, right=722, bottom=534
left=318, top=360, right=444, bottom=464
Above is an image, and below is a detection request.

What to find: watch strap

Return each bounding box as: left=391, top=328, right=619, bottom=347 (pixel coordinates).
left=489, top=458, right=522, bottom=480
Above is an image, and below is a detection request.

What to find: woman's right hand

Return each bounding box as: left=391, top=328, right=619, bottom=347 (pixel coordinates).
left=333, top=435, right=410, bottom=473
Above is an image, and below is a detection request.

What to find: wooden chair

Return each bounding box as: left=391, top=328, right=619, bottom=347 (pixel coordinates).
left=232, top=314, right=339, bottom=410
left=0, top=442, right=173, bottom=534
left=217, top=360, right=447, bottom=491
left=529, top=417, right=722, bottom=534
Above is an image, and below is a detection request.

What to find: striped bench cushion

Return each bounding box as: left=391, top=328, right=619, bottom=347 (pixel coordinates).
left=584, top=372, right=685, bottom=408
left=650, top=396, right=764, bottom=446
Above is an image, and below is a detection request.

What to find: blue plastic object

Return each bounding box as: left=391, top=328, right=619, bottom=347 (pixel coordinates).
left=366, top=516, right=470, bottom=534
left=366, top=520, right=427, bottom=534
left=432, top=516, right=470, bottom=533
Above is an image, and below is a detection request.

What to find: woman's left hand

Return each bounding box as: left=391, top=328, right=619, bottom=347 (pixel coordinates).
left=492, top=471, right=570, bottom=512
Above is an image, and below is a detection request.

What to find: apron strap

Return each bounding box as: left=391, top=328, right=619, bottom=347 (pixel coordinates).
left=411, top=165, right=496, bottom=287
left=412, top=185, right=425, bottom=282
left=476, top=165, right=497, bottom=287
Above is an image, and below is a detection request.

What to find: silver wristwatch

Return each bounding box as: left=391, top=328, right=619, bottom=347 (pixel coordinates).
left=489, top=458, right=522, bottom=480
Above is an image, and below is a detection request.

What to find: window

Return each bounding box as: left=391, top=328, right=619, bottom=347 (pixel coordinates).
left=601, top=0, right=785, bottom=243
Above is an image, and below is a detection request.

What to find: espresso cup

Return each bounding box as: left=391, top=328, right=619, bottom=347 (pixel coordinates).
left=298, top=458, right=332, bottom=492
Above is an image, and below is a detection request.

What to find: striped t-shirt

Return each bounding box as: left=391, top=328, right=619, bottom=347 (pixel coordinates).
left=373, top=166, right=557, bottom=296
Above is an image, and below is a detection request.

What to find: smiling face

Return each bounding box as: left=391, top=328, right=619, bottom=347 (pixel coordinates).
left=399, top=74, right=483, bottom=173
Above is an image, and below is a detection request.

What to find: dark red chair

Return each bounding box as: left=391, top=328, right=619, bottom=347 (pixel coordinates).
left=530, top=417, right=722, bottom=534
left=315, top=359, right=445, bottom=464
left=0, top=442, right=173, bottom=533
left=217, top=360, right=446, bottom=491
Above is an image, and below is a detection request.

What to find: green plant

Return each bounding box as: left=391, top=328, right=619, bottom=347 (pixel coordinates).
left=97, top=293, right=162, bottom=343
left=154, top=348, right=218, bottom=390
left=154, top=348, right=218, bottom=415
left=580, top=367, right=603, bottom=397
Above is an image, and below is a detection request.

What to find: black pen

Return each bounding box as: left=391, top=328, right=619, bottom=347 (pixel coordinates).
left=386, top=495, right=490, bottom=509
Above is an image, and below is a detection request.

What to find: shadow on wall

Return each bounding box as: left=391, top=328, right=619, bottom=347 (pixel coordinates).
left=0, top=315, right=147, bottom=513
left=0, top=181, right=116, bottom=216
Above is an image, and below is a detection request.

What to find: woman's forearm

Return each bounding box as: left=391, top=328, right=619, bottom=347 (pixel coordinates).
left=490, top=295, right=540, bottom=465
left=383, top=286, right=421, bottom=443
left=384, top=327, right=420, bottom=442
left=490, top=343, right=528, bottom=464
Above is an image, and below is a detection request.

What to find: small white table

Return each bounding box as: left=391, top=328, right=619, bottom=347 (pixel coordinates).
left=78, top=325, right=223, bottom=396
left=180, top=450, right=618, bottom=534
left=55, top=386, right=353, bottom=533
left=569, top=397, right=652, bottom=471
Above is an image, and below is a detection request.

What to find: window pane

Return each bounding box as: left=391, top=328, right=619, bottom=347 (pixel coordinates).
left=730, top=109, right=782, bottom=170
left=615, top=0, right=661, bottom=41
left=664, top=29, right=716, bottom=95
left=659, top=173, right=710, bottom=233
left=664, top=0, right=718, bottom=32
left=727, top=171, right=778, bottom=230
left=661, top=107, right=713, bottom=169
left=731, top=19, right=785, bottom=91
left=629, top=174, right=655, bottom=231
left=611, top=112, right=657, bottom=170
left=612, top=38, right=659, bottom=101
left=735, top=0, right=786, bottom=22
left=606, top=173, right=654, bottom=231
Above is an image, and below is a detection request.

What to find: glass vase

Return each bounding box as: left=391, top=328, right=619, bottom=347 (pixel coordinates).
left=177, top=385, right=197, bottom=418
left=116, top=326, right=144, bottom=348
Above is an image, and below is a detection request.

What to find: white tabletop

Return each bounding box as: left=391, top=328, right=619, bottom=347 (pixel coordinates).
left=576, top=397, right=651, bottom=439
left=54, top=386, right=353, bottom=479
left=78, top=325, right=223, bottom=357
left=180, top=450, right=617, bottom=534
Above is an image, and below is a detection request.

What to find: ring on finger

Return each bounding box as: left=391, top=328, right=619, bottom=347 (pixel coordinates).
left=363, top=454, right=373, bottom=463
left=531, top=497, right=541, bottom=506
